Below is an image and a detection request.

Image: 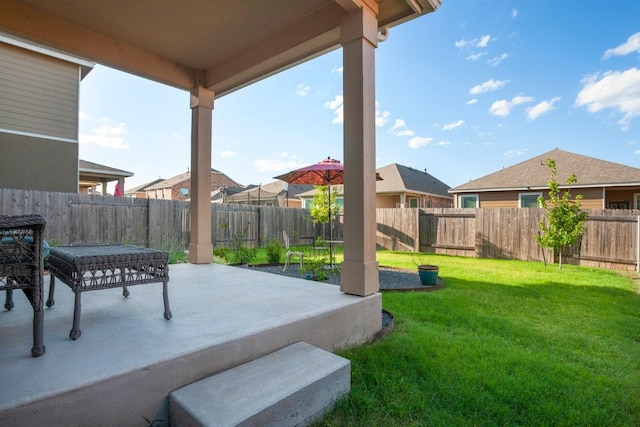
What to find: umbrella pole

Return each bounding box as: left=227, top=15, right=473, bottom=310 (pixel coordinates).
left=328, top=184, right=332, bottom=242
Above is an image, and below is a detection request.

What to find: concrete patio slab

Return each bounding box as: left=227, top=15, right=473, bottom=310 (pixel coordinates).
left=0, top=263, right=381, bottom=426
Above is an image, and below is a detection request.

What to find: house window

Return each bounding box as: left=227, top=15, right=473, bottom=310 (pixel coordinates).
left=460, top=195, right=478, bottom=208
left=408, top=197, right=419, bottom=208
left=303, top=199, right=312, bottom=209
left=519, top=192, right=542, bottom=208
left=180, top=188, right=189, bottom=197
left=608, top=200, right=630, bottom=209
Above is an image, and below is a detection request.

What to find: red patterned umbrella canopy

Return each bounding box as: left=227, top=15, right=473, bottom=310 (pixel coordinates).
left=274, top=157, right=344, bottom=241
left=273, top=157, right=344, bottom=186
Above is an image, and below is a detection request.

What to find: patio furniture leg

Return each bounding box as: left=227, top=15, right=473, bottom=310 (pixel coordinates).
left=163, top=280, right=172, bottom=320
left=123, top=286, right=129, bottom=297
left=32, top=308, right=45, bottom=357
left=46, top=275, right=55, bottom=307
left=70, top=292, right=82, bottom=340
left=5, top=288, right=14, bottom=310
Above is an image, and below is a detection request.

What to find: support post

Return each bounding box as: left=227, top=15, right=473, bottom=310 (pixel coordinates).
left=188, top=87, right=215, bottom=263
left=339, top=5, right=379, bottom=296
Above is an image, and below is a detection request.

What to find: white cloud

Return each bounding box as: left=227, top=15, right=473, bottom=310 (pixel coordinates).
left=455, top=35, right=493, bottom=49
left=80, top=122, right=129, bottom=149
left=253, top=158, right=305, bottom=173
left=526, top=97, right=561, bottom=120
left=467, top=99, right=478, bottom=105
left=487, top=53, right=509, bottom=67
left=575, top=68, right=640, bottom=130
left=438, top=141, right=452, bottom=146
left=391, top=119, right=406, bottom=131
left=489, top=95, right=535, bottom=116
left=467, top=52, right=486, bottom=61
left=220, top=150, right=236, bottom=158
left=442, top=120, right=464, bottom=130
left=504, top=149, right=527, bottom=158
left=296, top=83, right=310, bottom=96
left=79, top=111, right=90, bottom=120
left=512, top=9, right=518, bottom=18
left=603, top=32, right=640, bottom=59
left=324, top=95, right=343, bottom=124
left=390, top=119, right=415, bottom=136
left=408, top=136, right=432, bottom=149
left=375, top=102, right=390, bottom=127
left=470, top=79, right=509, bottom=95
left=476, top=35, right=491, bottom=48
left=331, top=66, right=343, bottom=74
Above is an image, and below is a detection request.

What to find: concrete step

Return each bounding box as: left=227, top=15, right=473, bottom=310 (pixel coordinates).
left=169, top=341, right=350, bottom=427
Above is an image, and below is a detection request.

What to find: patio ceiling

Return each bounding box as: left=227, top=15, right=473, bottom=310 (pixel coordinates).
left=0, top=0, right=440, bottom=96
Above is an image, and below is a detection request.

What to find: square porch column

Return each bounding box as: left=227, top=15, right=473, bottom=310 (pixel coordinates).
left=188, top=87, right=214, bottom=263
left=340, top=5, right=379, bottom=296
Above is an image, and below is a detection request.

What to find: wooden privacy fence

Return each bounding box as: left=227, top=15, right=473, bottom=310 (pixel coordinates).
left=3, top=188, right=640, bottom=271
left=0, top=189, right=316, bottom=251
left=376, top=208, right=640, bottom=271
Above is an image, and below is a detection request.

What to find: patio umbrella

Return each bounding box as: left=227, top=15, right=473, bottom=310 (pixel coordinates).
left=274, top=157, right=344, bottom=241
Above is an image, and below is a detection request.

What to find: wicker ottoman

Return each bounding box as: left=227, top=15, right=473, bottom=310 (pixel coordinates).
left=46, top=244, right=171, bottom=340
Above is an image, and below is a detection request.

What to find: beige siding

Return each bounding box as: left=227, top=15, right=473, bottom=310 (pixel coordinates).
left=475, top=187, right=605, bottom=209
left=376, top=194, right=398, bottom=208
left=0, top=42, right=79, bottom=141
left=479, top=191, right=519, bottom=208
left=0, top=133, right=78, bottom=192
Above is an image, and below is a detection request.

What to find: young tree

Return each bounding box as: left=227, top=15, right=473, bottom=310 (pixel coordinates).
left=308, top=185, right=339, bottom=225
left=534, top=158, right=588, bottom=269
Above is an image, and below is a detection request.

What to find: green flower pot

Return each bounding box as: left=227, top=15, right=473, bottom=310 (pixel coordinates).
left=417, top=265, right=439, bottom=286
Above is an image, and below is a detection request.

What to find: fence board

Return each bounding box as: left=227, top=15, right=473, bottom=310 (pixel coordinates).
left=376, top=208, right=418, bottom=251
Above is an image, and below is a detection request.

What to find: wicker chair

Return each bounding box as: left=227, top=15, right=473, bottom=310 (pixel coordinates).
left=0, top=214, right=47, bottom=357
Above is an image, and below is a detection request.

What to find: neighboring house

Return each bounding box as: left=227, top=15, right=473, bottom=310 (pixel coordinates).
left=226, top=181, right=314, bottom=208
left=297, top=163, right=453, bottom=209
left=449, top=148, right=640, bottom=209
left=78, top=160, right=134, bottom=195
left=211, top=186, right=245, bottom=204
left=124, top=178, right=165, bottom=199
left=375, top=163, right=453, bottom=208
left=0, top=34, right=94, bottom=193
left=145, top=169, right=241, bottom=201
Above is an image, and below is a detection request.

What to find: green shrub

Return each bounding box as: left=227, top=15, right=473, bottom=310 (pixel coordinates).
left=265, top=239, right=282, bottom=264
left=300, top=255, right=330, bottom=281
left=168, top=250, right=187, bottom=264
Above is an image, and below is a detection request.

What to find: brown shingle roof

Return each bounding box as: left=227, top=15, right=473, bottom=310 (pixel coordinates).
left=79, top=159, right=133, bottom=177
left=376, top=163, right=452, bottom=198
left=146, top=169, right=241, bottom=190
left=450, top=148, right=640, bottom=192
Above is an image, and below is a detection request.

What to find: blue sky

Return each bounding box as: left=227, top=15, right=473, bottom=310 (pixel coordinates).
left=78, top=0, right=640, bottom=193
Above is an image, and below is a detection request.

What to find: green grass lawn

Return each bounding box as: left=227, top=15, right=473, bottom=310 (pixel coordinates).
left=315, top=251, right=640, bottom=427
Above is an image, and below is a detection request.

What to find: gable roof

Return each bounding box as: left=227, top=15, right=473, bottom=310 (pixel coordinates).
left=451, top=148, right=640, bottom=193
left=125, top=178, right=165, bottom=194
left=227, top=181, right=314, bottom=202
left=78, top=159, right=133, bottom=178
left=146, top=169, right=241, bottom=191
left=376, top=163, right=452, bottom=199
